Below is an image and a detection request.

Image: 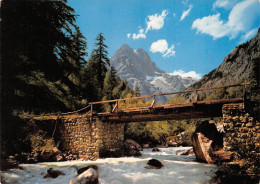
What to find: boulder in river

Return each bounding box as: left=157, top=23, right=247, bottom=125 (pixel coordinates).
left=143, top=144, right=150, bottom=149
left=124, top=139, right=142, bottom=156
left=145, top=159, right=164, bottom=169
left=152, top=148, right=160, bottom=152
left=176, top=148, right=194, bottom=156
left=43, top=168, right=65, bottom=178
left=100, top=139, right=142, bottom=158
left=70, top=166, right=99, bottom=184
left=166, top=136, right=179, bottom=147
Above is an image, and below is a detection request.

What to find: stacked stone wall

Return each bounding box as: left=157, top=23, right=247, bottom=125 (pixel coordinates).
left=58, top=117, right=124, bottom=160
left=222, top=103, right=260, bottom=153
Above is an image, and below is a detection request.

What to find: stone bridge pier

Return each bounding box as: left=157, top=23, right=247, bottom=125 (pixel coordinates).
left=58, top=117, right=124, bottom=160
left=222, top=103, right=260, bottom=152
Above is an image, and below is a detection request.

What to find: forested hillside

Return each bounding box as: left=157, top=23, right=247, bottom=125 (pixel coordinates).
left=1, top=0, right=136, bottom=155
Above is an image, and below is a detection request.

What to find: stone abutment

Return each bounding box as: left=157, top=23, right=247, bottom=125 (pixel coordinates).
left=57, top=118, right=124, bottom=160
left=222, top=103, right=260, bottom=153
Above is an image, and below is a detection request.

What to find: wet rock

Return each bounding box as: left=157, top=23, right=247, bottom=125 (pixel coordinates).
left=100, top=140, right=143, bottom=158
left=44, top=168, right=65, bottom=178
left=177, top=132, right=193, bottom=146
left=176, top=148, right=194, bottom=156
left=143, top=144, right=150, bottom=149
left=152, top=148, right=160, bottom=152
left=39, top=150, right=53, bottom=162
left=77, top=165, right=98, bottom=175
left=14, top=154, right=27, bottom=164
left=166, top=136, right=179, bottom=147
left=52, top=154, right=65, bottom=162
left=0, top=158, right=22, bottom=171
left=39, top=147, right=65, bottom=162
left=27, top=157, right=37, bottom=164
left=8, top=156, right=15, bottom=160
left=145, top=159, right=164, bottom=169
left=124, top=139, right=142, bottom=157
left=70, top=167, right=99, bottom=184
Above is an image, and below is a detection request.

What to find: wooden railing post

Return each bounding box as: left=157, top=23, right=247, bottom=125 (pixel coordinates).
left=116, top=100, right=118, bottom=113
left=150, top=95, right=156, bottom=108
left=193, top=90, right=198, bottom=103
left=243, top=83, right=247, bottom=103
left=91, top=103, right=93, bottom=120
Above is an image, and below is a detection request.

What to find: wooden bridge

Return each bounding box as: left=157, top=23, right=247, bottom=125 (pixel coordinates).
left=31, top=82, right=257, bottom=161
left=33, top=82, right=250, bottom=122
left=88, top=82, right=250, bottom=122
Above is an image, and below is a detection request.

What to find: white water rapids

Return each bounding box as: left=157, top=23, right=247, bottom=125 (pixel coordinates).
left=1, top=147, right=217, bottom=184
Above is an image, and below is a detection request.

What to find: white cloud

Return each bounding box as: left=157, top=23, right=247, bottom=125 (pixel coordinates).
left=163, top=45, right=175, bottom=57
left=129, top=9, right=169, bottom=40
left=192, top=13, right=229, bottom=39
left=150, top=39, right=176, bottom=57
left=240, top=28, right=258, bottom=43
left=145, top=10, right=168, bottom=33
left=132, top=28, right=146, bottom=40
left=192, top=0, right=260, bottom=39
left=180, top=5, right=193, bottom=21
left=213, top=0, right=239, bottom=9
left=170, top=70, right=202, bottom=79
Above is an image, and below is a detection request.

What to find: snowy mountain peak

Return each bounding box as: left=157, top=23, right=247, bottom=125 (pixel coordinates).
left=111, top=45, right=198, bottom=99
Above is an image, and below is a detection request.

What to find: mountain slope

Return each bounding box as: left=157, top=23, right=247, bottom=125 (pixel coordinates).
left=189, top=29, right=260, bottom=90
left=111, top=44, right=198, bottom=98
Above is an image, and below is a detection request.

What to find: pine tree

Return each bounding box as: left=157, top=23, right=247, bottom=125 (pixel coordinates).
left=83, top=53, right=102, bottom=102
left=91, top=33, right=110, bottom=90
left=103, top=67, right=120, bottom=100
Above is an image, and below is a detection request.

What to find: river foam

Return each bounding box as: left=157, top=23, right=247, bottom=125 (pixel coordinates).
left=1, top=147, right=217, bottom=184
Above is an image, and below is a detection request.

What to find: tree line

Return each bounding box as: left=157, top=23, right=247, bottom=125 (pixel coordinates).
left=0, top=0, right=137, bottom=155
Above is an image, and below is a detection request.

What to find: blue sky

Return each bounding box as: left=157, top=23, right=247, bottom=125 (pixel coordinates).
left=68, top=0, right=260, bottom=79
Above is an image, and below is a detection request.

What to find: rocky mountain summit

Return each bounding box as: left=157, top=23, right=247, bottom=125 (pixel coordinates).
left=111, top=44, right=198, bottom=98
left=189, top=29, right=260, bottom=90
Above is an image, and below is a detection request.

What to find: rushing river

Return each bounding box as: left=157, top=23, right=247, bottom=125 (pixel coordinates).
left=1, top=147, right=217, bottom=184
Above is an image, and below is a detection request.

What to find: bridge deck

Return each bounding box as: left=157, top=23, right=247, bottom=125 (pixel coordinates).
left=96, top=98, right=244, bottom=122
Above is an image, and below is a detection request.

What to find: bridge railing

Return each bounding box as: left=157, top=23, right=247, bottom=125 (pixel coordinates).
left=89, top=82, right=250, bottom=117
